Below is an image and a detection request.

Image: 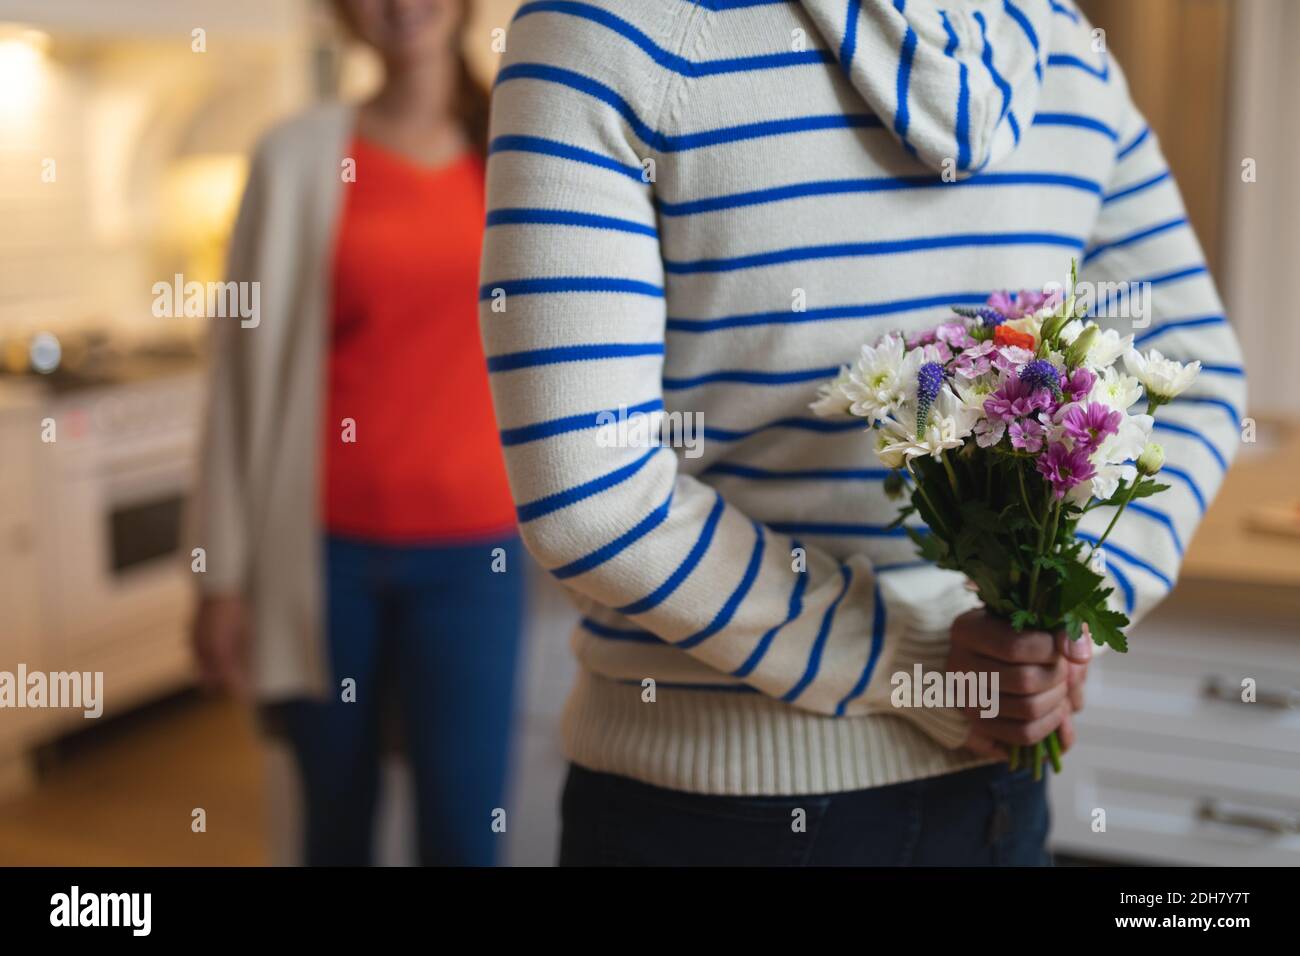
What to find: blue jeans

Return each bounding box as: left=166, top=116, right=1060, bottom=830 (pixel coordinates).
left=559, top=761, right=1051, bottom=866
left=271, top=534, right=524, bottom=866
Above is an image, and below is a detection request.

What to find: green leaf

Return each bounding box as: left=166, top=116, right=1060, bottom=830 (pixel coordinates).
left=1010, top=609, right=1038, bottom=631
left=1058, top=559, right=1105, bottom=614
left=884, top=505, right=916, bottom=532
left=1070, top=602, right=1130, bottom=653
left=1094, top=477, right=1171, bottom=508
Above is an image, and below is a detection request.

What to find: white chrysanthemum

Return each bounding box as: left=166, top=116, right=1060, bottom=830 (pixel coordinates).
left=871, top=419, right=912, bottom=469
left=953, top=373, right=998, bottom=414
left=1124, top=348, right=1201, bottom=402
left=1089, top=365, right=1144, bottom=412
left=810, top=365, right=854, bottom=417
left=889, top=386, right=979, bottom=461
left=1087, top=328, right=1134, bottom=368
left=1058, top=319, right=1085, bottom=345
left=840, top=333, right=923, bottom=423
left=1059, top=321, right=1132, bottom=368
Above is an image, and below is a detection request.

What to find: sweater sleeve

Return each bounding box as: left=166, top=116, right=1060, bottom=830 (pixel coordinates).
left=478, top=12, right=977, bottom=748
left=190, top=144, right=266, bottom=595
left=1076, top=67, right=1247, bottom=628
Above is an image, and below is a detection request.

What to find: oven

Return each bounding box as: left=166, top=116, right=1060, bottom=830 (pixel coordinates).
left=38, top=373, right=201, bottom=704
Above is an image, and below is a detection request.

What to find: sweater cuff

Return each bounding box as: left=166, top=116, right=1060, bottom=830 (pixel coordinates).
left=869, top=571, right=983, bottom=751
left=886, top=630, right=972, bottom=750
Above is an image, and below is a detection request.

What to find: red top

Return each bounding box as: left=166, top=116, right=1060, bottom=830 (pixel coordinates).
left=322, top=137, right=515, bottom=542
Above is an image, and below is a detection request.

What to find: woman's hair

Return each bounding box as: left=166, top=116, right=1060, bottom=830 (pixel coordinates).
left=452, top=25, right=491, bottom=155
left=333, top=0, right=492, bottom=154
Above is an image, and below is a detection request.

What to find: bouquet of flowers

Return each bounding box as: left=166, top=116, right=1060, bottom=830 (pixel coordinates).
left=812, top=261, right=1200, bottom=779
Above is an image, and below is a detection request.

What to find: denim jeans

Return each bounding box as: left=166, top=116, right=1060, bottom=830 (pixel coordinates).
left=559, top=761, right=1051, bottom=866
left=269, top=534, right=524, bottom=866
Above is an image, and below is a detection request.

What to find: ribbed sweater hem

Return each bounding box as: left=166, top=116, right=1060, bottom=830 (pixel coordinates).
left=561, top=669, right=995, bottom=797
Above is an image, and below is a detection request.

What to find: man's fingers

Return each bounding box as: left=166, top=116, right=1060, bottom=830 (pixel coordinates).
left=1068, top=662, right=1087, bottom=711
left=948, top=651, right=1069, bottom=695
left=957, top=624, right=1059, bottom=665
left=973, top=680, right=1068, bottom=721
left=977, top=702, right=1071, bottom=747
left=1058, top=711, right=1076, bottom=754
left=1058, top=629, right=1093, bottom=665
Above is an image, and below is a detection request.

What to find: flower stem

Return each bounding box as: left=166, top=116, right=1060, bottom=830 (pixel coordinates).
left=941, top=453, right=960, bottom=496
left=1047, top=731, right=1063, bottom=773
left=906, top=460, right=954, bottom=539
left=1092, top=478, right=1140, bottom=552
left=1026, top=499, right=1059, bottom=615
left=1016, top=460, right=1041, bottom=531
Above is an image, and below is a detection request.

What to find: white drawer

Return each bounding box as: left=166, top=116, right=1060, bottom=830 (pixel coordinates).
left=1050, top=728, right=1300, bottom=866
left=1077, top=599, right=1300, bottom=756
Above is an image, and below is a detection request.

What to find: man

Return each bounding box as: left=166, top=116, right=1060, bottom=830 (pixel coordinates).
left=478, top=0, right=1244, bottom=864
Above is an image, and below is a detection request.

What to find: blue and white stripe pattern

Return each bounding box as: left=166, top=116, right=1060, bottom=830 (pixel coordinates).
left=479, top=0, right=1246, bottom=795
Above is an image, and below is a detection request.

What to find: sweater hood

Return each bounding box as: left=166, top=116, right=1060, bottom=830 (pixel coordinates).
left=799, top=0, right=1055, bottom=175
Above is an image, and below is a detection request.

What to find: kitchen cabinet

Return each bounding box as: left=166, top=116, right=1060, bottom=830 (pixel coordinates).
left=1050, top=420, right=1300, bottom=865
left=0, top=387, right=45, bottom=794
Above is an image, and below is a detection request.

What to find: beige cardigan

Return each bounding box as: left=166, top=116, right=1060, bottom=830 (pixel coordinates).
left=192, top=104, right=357, bottom=701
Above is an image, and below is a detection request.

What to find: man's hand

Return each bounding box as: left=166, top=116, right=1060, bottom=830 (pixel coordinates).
left=946, top=609, right=1092, bottom=759
left=192, top=594, right=251, bottom=696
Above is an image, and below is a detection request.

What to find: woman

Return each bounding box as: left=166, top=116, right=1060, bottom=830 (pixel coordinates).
left=191, top=0, right=522, bottom=866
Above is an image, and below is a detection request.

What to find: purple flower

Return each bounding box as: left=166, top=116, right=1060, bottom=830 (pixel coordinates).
left=1060, top=401, right=1122, bottom=450
left=984, top=375, right=1054, bottom=423
left=917, top=362, right=944, bottom=405
left=1009, top=416, right=1048, bottom=453
left=1019, top=359, right=1061, bottom=395
left=1063, top=367, right=1096, bottom=403
left=915, top=361, right=945, bottom=435
left=1037, top=442, right=1097, bottom=499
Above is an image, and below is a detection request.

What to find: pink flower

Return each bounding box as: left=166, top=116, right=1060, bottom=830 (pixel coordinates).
left=984, top=376, right=1054, bottom=423
left=954, top=340, right=997, bottom=377
left=905, top=327, right=938, bottom=349
left=991, top=345, right=1035, bottom=374
left=986, top=288, right=1061, bottom=320
left=921, top=342, right=954, bottom=364
left=974, top=416, right=1006, bottom=448
left=935, top=321, right=977, bottom=350
left=1037, top=442, right=1097, bottom=499
left=1060, top=401, right=1122, bottom=450
left=1009, top=415, right=1048, bottom=453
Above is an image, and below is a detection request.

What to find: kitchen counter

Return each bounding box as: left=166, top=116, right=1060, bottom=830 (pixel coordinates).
left=1179, top=417, right=1300, bottom=614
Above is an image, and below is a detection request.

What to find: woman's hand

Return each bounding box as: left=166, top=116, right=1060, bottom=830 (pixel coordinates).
left=946, top=609, right=1092, bottom=759
left=192, top=594, right=251, bottom=697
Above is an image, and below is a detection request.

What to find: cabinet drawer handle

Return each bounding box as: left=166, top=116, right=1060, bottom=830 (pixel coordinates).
left=1197, top=799, right=1300, bottom=835
left=1201, top=676, right=1298, bottom=711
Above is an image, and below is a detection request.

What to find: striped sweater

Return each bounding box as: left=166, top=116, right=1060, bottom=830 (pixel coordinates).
left=479, top=0, right=1246, bottom=795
